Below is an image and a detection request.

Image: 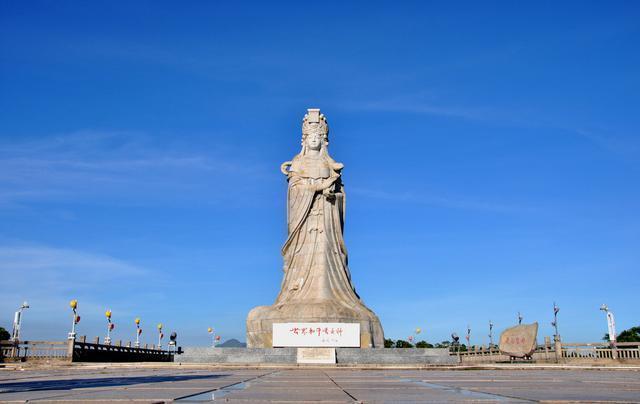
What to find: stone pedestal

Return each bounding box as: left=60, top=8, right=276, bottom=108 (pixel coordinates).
left=247, top=301, right=383, bottom=348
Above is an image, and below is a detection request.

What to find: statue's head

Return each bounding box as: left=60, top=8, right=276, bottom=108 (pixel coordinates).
left=301, top=108, right=329, bottom=152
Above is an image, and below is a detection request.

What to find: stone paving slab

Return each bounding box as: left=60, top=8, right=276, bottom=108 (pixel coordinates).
left=214, top=388, right=353, bottom=402
left=1, top=365, right=639, bottom=402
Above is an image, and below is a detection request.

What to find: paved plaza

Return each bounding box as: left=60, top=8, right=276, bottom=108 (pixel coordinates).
left=1, top=365, right=639, bottom=403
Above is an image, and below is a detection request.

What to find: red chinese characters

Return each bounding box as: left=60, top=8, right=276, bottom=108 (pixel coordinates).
left=505, top=336, right=526, bottom=344
left=287, top=325, right=347, bottom=340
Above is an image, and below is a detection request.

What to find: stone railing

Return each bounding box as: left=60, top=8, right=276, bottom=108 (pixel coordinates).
left=452, top=346, right=501, bottom=356
left=448, top=339, right=640, bottom=364
left=616, top=343, right=640, bottom=360
left=1, top=340, right=68, bottom=361
left=1, top=337, right=178, bottom=363
left=72, top=336, right=176, bottom=362
left=452, top=344, right=556, bottom=363
left=561, top=342, right=639, bottom=361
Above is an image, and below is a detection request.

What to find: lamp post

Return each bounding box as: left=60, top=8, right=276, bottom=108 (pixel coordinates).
left=11, top=301, right=30, bottom=342
left=68, top=300, right=80, bottom=340
left=105, top=309, right=114, bottom=345
left=466, top=325, right=471, bottom=351
left=208, top=327, right=215, bottom=347
left=488, top=320, right=494, bottom=348
left=169, top=332, right=177, bottom=353
left=414, top=327, right=422, bottom=346
left=135, top=318, right=142, bottom=348
left=157, top=323, right=163, bottom=349
left=518, top=312, right=523, bottom=325
left=551, top=302, right=561, bottom=362
left=599, top=304, right=616, bottom=343
left=451, top=332, right=460, bottom=358
left=551, top=302, right=560, bottom=340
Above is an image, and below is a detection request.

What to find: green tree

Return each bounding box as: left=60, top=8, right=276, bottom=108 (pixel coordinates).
left=603, top=326, right=640, bottom=343
left=395, top=339, right=414, bottom=348
left=0, top=326, right=10, bottom=341
left=415, top=340, right=434, bottom=348
left=617, top=326, right=640, bottom=342
left=384, top=338, right=395, bottom=348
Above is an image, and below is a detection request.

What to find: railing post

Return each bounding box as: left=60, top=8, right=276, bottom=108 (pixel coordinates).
left=554, top=335, right=562, bottom=363
left=10, top=340, right=18, bottom=359
left=544, top=336, right=550, bottom=361
left=94, top=336, right=100, bottom=344
left=611, top=342, right=618, bottom=360
left=67, top=335, right=75, bottom=362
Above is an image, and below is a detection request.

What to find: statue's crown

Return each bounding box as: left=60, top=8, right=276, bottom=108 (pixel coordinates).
left=302, top=108, right=329, bottom=138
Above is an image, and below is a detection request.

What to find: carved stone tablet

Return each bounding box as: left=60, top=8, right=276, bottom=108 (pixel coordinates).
left=499, top=322, right=538, bottom=358
left=297, top=347, right=336, bottom=364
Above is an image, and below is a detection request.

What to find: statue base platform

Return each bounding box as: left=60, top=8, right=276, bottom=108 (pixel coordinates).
left=176, top=347, right=457, bottom=366
left=246, top=301, right=385, bottom=348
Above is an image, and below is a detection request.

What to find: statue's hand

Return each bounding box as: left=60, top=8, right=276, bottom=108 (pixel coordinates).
left=323, top=186, right=336, bottom=201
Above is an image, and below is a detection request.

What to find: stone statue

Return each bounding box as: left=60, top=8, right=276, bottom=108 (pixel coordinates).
left=246, top=109, right=384, bottom=348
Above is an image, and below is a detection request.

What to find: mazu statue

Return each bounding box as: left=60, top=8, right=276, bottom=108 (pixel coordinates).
left=246, top=108, right=384, bottom=348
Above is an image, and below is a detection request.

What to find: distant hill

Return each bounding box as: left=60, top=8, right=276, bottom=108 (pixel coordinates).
left=218, top=338, right=246, bottom=348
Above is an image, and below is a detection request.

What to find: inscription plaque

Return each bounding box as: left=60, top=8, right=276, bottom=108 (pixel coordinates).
left=297, top=347, right=336, bottom=364
left=273, top=323, right=360, bottom=347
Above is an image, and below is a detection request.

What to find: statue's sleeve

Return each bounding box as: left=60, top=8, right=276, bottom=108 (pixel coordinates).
left=281, top=175, right=315, bottom=257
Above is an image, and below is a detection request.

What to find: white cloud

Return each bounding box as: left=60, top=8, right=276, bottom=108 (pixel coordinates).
left=0, top=244, right=147, bottom=293
left=0, top=243, right=161, bottom=339
left=343, top=97, right=640, bottom=158
left=0, top=130, right=269, bottom=208
left=346, top=99, right=502, bottom=122
left=350, top=187, right=530, bottom=214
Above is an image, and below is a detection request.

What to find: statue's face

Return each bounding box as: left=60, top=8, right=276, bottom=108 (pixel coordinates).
left=305, top=132, right=322, bottom=151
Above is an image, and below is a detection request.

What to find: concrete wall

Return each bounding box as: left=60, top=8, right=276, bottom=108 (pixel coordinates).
left=177, top=347, right=457, bottom=365
left=178, top=347, right=297, bottom=364
left=337, top=348, right=456, bottom=365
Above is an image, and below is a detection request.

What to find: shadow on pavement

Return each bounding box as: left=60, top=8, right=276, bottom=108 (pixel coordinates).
left=0, top=374, right=228, bottom=393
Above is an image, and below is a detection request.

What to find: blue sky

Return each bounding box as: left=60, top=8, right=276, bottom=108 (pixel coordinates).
left=1, top=1, right=638, bottom=347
